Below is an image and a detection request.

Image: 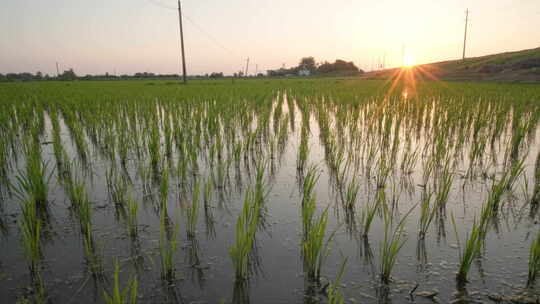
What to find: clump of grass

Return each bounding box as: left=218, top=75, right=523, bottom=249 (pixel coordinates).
left=103, top=260, right=138, bottom=304
left=527, top=230, right=540, bottom=286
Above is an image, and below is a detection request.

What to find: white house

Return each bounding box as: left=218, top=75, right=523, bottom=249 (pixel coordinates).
left=298, top=67, right=311, bottom=76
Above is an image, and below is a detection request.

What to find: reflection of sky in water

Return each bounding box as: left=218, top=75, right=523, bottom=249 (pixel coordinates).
left=0, top=94, right=539, bottom=303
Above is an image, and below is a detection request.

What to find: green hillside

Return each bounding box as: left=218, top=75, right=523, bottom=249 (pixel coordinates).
left=365, top=47, right=540, bottom=82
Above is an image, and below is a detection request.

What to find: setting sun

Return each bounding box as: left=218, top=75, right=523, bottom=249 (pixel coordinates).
left=402, top=54, right=415, bottom=67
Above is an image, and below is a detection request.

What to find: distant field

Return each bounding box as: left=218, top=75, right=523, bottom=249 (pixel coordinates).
left=1, top=78, right=540, bottom=303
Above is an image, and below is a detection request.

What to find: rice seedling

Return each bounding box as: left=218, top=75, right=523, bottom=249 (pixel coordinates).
left=532, top=152, right=540, bottom=205
left=107, top=168, right=128, bottom=207
left=343, top=176, right=359, bottom=210
left=159, top=168, right=169, bottom=208
left=527, top=230, right=540, bottom=286
left=159, top=206, right=178, bottom=281
left=230, top=189, right=260, bottom=280
left=83, top=223, right=104, bottom=278
left=451, top=214, right=484, bottom=283
left=379, top=206, right=413, bottom=284
left=300, top=166, right=333, bottom=282
left=186, top=180, right=200, bottom=238
left=125, top=192, right=139, bottom=239
left=19, top=198, right=42, bottom=267
left=103, top=260, right=138, bottom=304
left=297, top=127, right=310, bottom=171
left=13, top=145, right=51, bottom=207
left=301, top=166, right=319, bottom=238
left=302, top=206, right=330, bottom=282
left=418, top=190, right=436, bottom=239
left=360, top=190, right=381, bottom=238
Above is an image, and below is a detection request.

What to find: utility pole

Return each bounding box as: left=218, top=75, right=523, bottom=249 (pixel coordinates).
left=178, top=0, right=187, bottom=84
left=462, top=9, right=469, bottom=60
left=255, top=64, right=258, bottom=76
left=244, top=58, right=250, bottom=77
left=56, top=62, right=60, bottom=77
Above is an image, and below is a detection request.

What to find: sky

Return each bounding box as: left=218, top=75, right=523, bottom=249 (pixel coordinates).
left=1, top=0, right=539, bottom=76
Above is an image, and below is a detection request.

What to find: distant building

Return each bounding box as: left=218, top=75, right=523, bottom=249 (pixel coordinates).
left=298, top=67, right=311, bottom=76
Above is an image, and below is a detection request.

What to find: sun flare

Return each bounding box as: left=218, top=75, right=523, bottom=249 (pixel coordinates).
left=402, top=54, right=415, bottom=67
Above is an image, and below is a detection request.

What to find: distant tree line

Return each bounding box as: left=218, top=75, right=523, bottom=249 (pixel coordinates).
left=267, top=57, right=364, bottom=77
left=0, top=69, right=234, bottom=82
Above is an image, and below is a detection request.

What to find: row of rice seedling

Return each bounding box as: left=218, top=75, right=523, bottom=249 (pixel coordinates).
left=1, top=79, right=540, bottom=302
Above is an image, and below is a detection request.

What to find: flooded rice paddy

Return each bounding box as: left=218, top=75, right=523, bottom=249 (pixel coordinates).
left=1, top=79, right=540, bottom=303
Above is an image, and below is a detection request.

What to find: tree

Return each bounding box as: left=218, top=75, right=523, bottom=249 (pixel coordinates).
left=59, top=68, right=77, bottom=80
left=317, top=60, right=363, bottom=75
left=299, top=57, right=317, bottom=72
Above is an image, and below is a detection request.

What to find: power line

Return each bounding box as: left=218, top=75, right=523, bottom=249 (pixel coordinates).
left=143, top=0, right=240, bottom=58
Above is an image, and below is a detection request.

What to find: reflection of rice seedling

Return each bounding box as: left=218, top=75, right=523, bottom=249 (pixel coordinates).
left=527, top=230, right=540, bottom=286
left=103, top=260, right=138, bottom=304
left=327, top=258, right=347, bottom=304
left=186, top=181, right=200, bottom=237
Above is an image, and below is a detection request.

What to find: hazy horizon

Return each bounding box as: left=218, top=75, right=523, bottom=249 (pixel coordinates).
left=1, top=0, right=539, bottom=76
